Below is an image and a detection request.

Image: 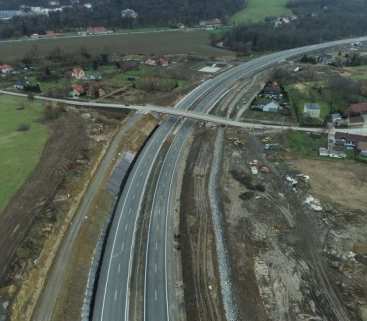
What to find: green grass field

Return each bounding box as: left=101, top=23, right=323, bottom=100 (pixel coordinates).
left=0, top=96, right=48, bottom=212
left=0, top=30, right=234, bottom=63
left=286, top=83, right=330, bottom=125
left=344, top=66, right=367, bottom=80
left=231, top=0, right=292, bottom=25
left=287, top=131, right=327, bottom=158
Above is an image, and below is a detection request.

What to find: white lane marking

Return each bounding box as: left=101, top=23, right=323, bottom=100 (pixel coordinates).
left=118, top=264, right=121, bottom=274
left=121, top=242, right=125, bottom=252
left=125, top=224, right=128, bottom=232
left=100, top=128, right=172, bottom=321
left=144, top=123, right=187, bottom=321
left=125, top=129, right=175, bottom=321
left=164, top=133, right=189, bottom=321
left=154, top=289, right=158, bottom=301
left=155, top=263, right=158, bottom=273
left=114, top=290, right=118, bottom=301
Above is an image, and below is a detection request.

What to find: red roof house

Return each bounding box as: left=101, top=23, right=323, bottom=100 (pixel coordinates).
left=346, top=103, right=367, bottom=115
left=87, top=26, right=108, bottom=34
left=71, top=84, right=86, bottom=97
left=0, top=64, right=14, bottom=74
left=158, top=57, right=169, bottom=67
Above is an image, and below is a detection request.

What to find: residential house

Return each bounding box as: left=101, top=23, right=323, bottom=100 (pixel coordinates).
left=319, top=147, right=330, bottom=157
left=70, top=84, right=85, bottom=98
left=14, top=79, right=40, bottom=92
left=199, top=18, right=222, bottom=29
left=15, top=79, right=27, bottom=90
left=71, top=67, right=86, bottom=80
left=84, top=72, right=102, bottom=81
left=87, top=26, right=112, bottom=35
left=346, top=102, right=367, bottom=116
left=121, top=8, right=138, bottom=19
left=49, top=1, right=60, bottom=6
left=46, top=31, right=62, bottom=37
left=158, top=57, right=169, bottom=67
left=262, top=101, right=280, bottom=112
left=84, top=3, right=93, bottom=9
left=145, top=58, right=157, bottom=66
left=0, top=64, right=14, bottom=74
left=274, top=15, right=297, bottom=28
left=304, top=103, right=321, bottom=118
left=357, top=142, right=367, bottom=157
left=262, top=81, right=281, bottom=98
left=335, top=132, right=367, bottom=149
left=331, top=112, right=343, bottom=125
left=348, top=115, right=365, bottom=128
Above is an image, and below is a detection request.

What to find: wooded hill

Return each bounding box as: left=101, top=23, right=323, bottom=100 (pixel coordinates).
left=0, top=0, right=245, bottom=38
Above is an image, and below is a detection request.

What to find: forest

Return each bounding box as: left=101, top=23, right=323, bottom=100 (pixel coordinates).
left=0, top=0, right=245, bottom=38
left=221, top=0, right=367, bottom=52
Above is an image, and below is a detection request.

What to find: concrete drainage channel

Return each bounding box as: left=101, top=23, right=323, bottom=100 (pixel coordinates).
left=81, top=126, right=159, bottom=321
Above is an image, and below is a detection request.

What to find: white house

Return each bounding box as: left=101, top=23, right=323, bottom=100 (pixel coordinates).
left=304, top=103, right=321, bottom=118
left=263, top=101, right=280, bottom=112
left=121, top=8, right=138, bottom=19
left=84, top=3, right=93, bottom=9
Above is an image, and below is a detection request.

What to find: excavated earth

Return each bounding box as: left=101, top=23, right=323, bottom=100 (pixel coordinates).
left=220, top=127, right=367, bottom=321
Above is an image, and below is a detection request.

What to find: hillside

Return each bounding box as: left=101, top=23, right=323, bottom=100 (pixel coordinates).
left=231, top=0, right=291, bottom=25
left=0, top=0, right=246, bottom=39
left=0, top=0, right=245, bottom=25
left=223, top=0, right=367, bottom=52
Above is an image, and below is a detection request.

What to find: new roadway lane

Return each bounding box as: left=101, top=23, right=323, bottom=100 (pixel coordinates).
left=92, top=36, right=367, bottom=321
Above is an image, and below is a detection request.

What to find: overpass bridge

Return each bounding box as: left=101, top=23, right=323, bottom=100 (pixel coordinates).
left=1, top=90, right=366, bottom=136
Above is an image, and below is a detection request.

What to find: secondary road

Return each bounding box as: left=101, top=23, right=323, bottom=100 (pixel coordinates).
left=1, top=89, right=366, bottom=135
left=0, top=28, right=204, bottom=45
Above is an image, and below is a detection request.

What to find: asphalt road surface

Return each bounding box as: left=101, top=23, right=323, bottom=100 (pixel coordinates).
left=90, top=36, right=367, bottom=321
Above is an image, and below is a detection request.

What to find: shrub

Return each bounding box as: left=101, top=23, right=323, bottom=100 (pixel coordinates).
left=135, top=77, right=178, bottom=92
left=17, top=123, right=30, bottom=132
left=43, top=103, right=65, bottom=121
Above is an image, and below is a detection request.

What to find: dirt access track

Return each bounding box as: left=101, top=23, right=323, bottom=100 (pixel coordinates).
left=0, top=111, right=88, bottom=283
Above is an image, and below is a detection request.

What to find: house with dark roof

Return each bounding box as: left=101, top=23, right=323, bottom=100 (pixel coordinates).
left=335, top=132, right=367, bottom=148
left=262, top=81, right=281, bottom=97
left=348, top=115, right=365, bottom=127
